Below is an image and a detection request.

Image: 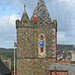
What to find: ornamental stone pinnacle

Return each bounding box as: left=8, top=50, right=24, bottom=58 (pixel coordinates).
left=31, top=0, right=51, bottom=21
left=21, top=4, right=29, bottom=22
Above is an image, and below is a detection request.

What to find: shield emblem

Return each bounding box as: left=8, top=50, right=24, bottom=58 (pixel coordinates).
left=33, top=15, right=38, bottom=22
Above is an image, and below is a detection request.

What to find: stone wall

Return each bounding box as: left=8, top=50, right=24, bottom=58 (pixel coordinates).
left=16, top=19, right=57, bottom=75
left=17, top=28, right=34, bottom=58
left=17, top=59, right=55, bottom=75
left=17, top=23, right=57, bottom=59
left=16, top=0, right=57, bottom=74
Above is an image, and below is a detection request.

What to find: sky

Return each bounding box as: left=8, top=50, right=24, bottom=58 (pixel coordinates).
left=0, top=0, right=75, bottom=48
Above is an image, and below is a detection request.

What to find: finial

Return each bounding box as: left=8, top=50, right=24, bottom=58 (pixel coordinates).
left=24, top=4, right=26, bottom=13
left=39, top=0, right=44, bottom=2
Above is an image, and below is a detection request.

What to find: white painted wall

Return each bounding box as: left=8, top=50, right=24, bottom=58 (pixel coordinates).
left=71, top=52, right=75, bottom=61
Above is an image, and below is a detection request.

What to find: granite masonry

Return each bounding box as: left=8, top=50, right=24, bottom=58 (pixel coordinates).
left=16, top=0, right=57, bottom=75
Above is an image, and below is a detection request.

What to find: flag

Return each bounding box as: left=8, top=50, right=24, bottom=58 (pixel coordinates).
left=14, top=42, right=17, bottom=47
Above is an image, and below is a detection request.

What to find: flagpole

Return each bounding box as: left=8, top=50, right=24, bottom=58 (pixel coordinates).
left=14, top=40, right=15, bottom=75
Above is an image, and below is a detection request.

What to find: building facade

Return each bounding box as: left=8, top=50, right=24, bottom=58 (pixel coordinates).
left=49, top=63, right=75, bottom=75
left=16, top=0, right=57, bottom=75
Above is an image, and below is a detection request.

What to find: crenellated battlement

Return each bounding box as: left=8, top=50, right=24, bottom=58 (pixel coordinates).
left=16, top=0, right=57, bottom=30
left=16, top=19, right=57, bottom=30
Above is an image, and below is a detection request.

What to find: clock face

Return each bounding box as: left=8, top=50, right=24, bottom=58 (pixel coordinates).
left=38, top=40, right=45, bottom=47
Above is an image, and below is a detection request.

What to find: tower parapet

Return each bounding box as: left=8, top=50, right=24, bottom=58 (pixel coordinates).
left=16, top=0, right=57, bottom=30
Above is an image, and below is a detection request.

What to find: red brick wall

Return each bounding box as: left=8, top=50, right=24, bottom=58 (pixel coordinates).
left=11, top=72, right=17, bottom=75
left=51, top=71, right=68, bottom=75
left=49, top=60, right=71, bottom=63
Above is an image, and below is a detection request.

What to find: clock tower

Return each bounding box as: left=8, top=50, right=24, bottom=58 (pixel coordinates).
left=16, top=0, right=57, bottom=75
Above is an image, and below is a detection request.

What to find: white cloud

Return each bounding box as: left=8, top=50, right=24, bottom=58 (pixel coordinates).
left=0, top=0, right=75, bottom=47
left=0, top=14, right=20, bottom=48
left=0, top=14, right=20, bottom=31
left=58, top=0, right=75, bottom=3
left=57, top=32, right=66, bottom=42
left=57, top=31, right=75, bottom=45
left=9, top=14, right=20, bottom=25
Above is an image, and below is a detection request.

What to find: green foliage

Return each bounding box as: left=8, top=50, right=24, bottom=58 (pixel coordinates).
left=0, top=44, right=75, bottom=62
left=0, top=48, right=17, bottom=59
left=57, top=44, right=75, bottom=51
left=11, top=60, right=17, bottom=66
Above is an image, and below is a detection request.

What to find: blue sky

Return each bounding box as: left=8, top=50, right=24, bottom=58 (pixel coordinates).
left=0, top=0, right=75, bottom=48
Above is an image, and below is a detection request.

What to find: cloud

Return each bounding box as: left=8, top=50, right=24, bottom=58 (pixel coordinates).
left=0, top=0, right=38, bottom=18
left=57, top=32, right=66, bottom=43
left=49, top=0, right=75, bottom=45
left=57, top=31, right=75, bottom=45
left=0, top=14, right=20, bottom=33
left=58, top=0, right=75, bottom=3
left=0, top=0, right=75, bottom=48
left=0, top=14, right=20, bottom=48
left=9, top=14, right=20, bottom=25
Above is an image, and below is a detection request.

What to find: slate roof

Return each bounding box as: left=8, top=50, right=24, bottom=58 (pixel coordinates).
left=0, top=60, right=11, bottom=75
left=31, top=0, right=51, bottom=21
left=49, top=63, right=75, bottom=75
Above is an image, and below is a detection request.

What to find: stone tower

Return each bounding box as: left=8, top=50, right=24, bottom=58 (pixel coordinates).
left=16, top=0, right=57, bottom=75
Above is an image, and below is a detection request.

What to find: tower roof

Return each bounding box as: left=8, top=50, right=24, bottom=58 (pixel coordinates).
left=31, top=0, right=50, bottom=21
left=21, top=5, right=29, bottom=22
